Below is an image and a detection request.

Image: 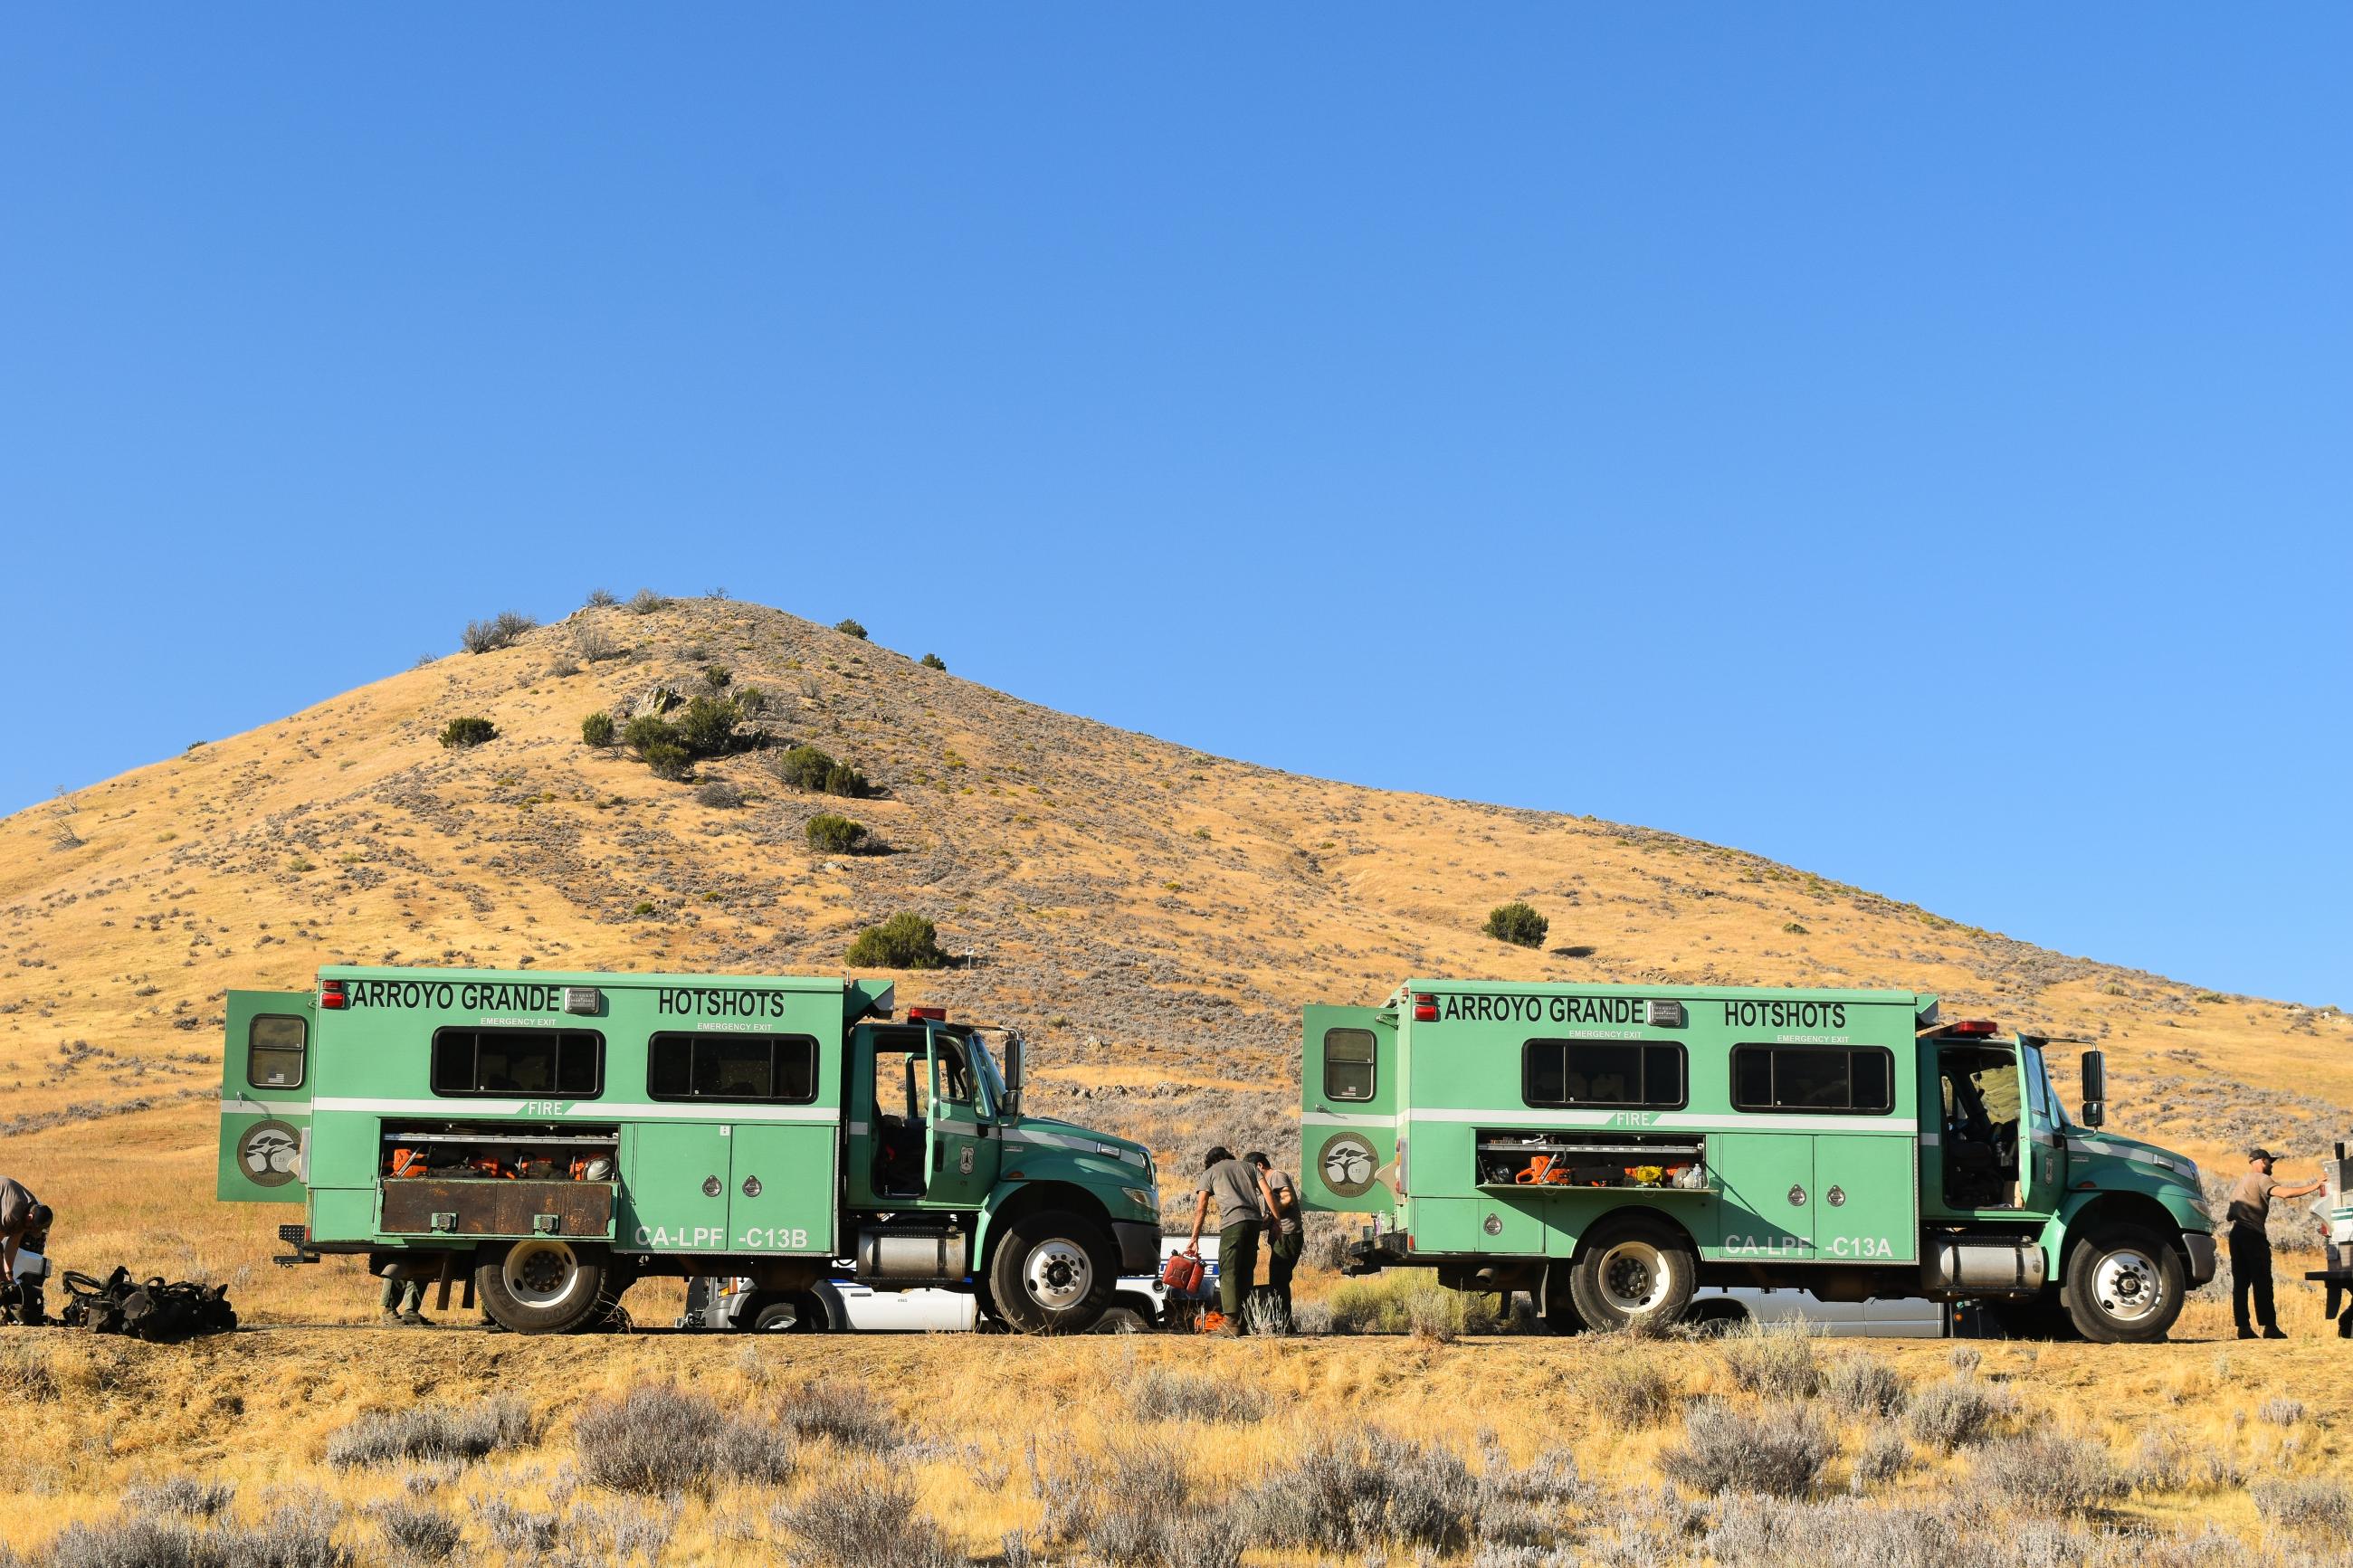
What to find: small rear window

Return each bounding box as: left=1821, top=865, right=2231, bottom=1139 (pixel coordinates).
left=647, top=1033, right=819, bottom=1104
left=247, top=1014, right=308, bottom=1089
left=1731, top=1045, right=1892, bottom=1115
left=1324, top=1028, right=1377, bottom=1103
left=431, top=1029, right=604, bottom=1098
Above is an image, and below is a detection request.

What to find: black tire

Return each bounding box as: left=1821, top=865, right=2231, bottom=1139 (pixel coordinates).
left=473, top=1240, right=624, bottom=1335
left=1567, top=1217, right=1698, bottom=1333
left=987, top=1211, right=1115, bottom=1334
left=2062, top=1226, right=2184, bottom=1343
left=750, top=1296, right=821, bottom=1334
left=1091, top=1306, right=1150, bottom=1335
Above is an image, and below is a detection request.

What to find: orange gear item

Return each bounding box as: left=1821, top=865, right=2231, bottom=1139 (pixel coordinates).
left=388, top=1147, right=428, bottom=1179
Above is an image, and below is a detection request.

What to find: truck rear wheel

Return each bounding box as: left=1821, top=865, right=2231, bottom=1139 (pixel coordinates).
left=2061, top=1226, right=2183, bottom=1343
left=474, top=1240, right=623, bottom=1335
left=988, top=1211, right=1113, bottom=1335
left=1567, top=1217, right=1696, bottom=1333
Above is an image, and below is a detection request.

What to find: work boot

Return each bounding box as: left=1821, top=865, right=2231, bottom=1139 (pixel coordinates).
left=2261, top=1326, right=2288, bottom=1339
left=2337, top=1316, right=2351, bottom=1339
left=399, top=1310, right=432, bottom=1327
left=2236, top=1326, right=2257, bottom=1339
left=381, top=1311, right=405, bottom=1327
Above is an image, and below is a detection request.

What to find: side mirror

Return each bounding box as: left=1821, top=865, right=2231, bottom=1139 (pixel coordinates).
left=1002, top=1031, right=1024, bottom=1121
left=2080, top=1050, right=2106, bottom=1128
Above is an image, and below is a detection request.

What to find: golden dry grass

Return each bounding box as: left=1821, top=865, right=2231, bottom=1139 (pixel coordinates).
left=5, top=1314, right=2350, bottom=1563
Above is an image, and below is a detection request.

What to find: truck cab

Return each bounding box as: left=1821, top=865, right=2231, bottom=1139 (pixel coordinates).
left=219, top=969, right=1161, bottom=1335
left=1302, top=983, right=2215, bottom=1343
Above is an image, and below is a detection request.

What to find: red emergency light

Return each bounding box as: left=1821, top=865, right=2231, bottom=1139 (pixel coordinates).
left=320, top=978, right=347, bottom=1010
left=1412, top=993, right=1437, bottom=1022
left=907, top=1006, right=948, bottom=1022
left=1942, top=1019, right=2001, bottom=1037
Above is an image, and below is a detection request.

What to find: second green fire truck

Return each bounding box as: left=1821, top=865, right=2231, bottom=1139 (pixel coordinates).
left=219, top=967, right=1161, bottom=1334
left=1301, top=982, right=2216, bottom=1342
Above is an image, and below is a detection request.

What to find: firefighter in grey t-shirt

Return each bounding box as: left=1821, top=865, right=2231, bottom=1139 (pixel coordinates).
left=1186, top=1145, right=1276, bottom=1334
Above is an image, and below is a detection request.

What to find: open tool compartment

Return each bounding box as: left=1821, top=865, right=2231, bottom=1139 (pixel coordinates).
left=376, top=1124, right=621, bottom=1239
left=1473, top=1129, right=1710, bottom=1193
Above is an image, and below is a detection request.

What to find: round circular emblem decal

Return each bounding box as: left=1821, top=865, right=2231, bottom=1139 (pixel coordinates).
left=237, top=1119, right=302, bottom=1187
left=1319, top=1132, right=1379, bottom=1198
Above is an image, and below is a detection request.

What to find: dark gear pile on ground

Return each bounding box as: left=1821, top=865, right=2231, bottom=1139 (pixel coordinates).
left=55, top=1266, right=238, bottom=1343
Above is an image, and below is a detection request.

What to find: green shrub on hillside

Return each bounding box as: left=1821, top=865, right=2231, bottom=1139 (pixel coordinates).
left=673, top=695, right=741, bottom=755
left=643, top=743, right=692, bottom=781
left=580, top=711, right=615, bottom=748
left=806, top=814, right=869, bottom=855
left=845, top=912, right=949, bottom=970
left=1484, top=902, right=1548, bottom=949
left=623, top=714, right=675, bottom=754
left=628, top=588, right=667, bottom=615
left=823, top=762, right=870, bottom=799
left=702, top=665, right=731, bottom=691
left=439, top=717, right=498, bottom=749
left=919, top=652, right=947, bottom=671
left=834, top=618, right=869, bottom=640
left=775, top=744, right=835, bottom=791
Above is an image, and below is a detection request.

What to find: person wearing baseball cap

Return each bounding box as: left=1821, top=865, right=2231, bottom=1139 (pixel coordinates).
left=2227, top=1147, right=2323, bottom=1339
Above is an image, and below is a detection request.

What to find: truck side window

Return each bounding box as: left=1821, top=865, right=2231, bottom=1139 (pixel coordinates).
left=1729, top=1045, right=1893, bottom=1115
left=1324, top=1029, right=1377, bottom=1102
left=431, top=1028, right=605, bottom=1098
left=1523, top=1040, right=1685, bottom=1109
left=646, top=1033, right=820, bottom=1104
left=247, top=1014, right=308, bottom=1089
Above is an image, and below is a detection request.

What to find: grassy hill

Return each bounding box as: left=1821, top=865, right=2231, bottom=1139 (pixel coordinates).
left=5, top=594, right=2353, bottom=1567
left=1, top=594, right=2346, bottom=1319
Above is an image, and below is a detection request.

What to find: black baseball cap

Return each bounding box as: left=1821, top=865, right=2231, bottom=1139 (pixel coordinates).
left=2247, top=1147, right=2275, bottom=1163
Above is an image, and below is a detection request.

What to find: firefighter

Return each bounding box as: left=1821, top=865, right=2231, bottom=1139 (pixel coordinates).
left=379, top=1269, right=431, bottom=1327
left=0, top=1175, right=52, bottom=1286
left=1185, top=1145, right=1276, bottom=1335
left=1247, top=1151, right=1302, bottom=1332
left=2227, top=1147, right=2323, bottom=1340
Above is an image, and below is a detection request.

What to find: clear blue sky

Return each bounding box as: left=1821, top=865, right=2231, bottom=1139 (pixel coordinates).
left=5, top=9, right=2347, bottom=1006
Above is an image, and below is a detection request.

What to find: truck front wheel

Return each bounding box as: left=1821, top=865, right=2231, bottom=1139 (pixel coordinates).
left=2061, top=1226, right=2183, bottom=1343
left=474, top=1240, right=624, bottom=1335
left=988, top=1212, right=1113, bottom=1334
left=1567, top=1218, right=1696, bottom=1333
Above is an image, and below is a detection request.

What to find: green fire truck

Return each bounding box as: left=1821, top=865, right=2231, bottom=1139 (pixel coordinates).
left=219, top=967, right=1161, bottom=1334
left=1301, top=982, right=2217, bottom=1342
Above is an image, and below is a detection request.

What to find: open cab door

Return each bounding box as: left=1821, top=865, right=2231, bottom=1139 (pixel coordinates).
left=919, top=1030, right=1000, bottom=1209
left=1300, top=1003, right=1398, bottom=1217
left=218, top=989, right=315, bottom=1202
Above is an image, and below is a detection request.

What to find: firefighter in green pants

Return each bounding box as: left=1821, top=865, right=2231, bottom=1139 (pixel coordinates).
left=379, top=1271, right=430, bottom=1326
left=1186, top=1145, right=1276, bottom=1335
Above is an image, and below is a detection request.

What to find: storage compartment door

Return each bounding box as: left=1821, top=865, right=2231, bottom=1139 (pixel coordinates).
left=622, top=1123, right=735, bottom=1254
left=1812, top=1135, right=1917, bottom=1264
left=729, top=1117, right=836, bottom=1255
left=1711, top=1134, right=1815, bottom=1261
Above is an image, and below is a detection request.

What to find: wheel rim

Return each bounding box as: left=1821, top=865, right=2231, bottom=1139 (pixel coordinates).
left=1022, top=1239, right=1092, bottom=1311
left=503, top=1239, right=584, bottom=1310
left=2091, top=1248, right=2165, bottom=1322
left=1596, top=1240, right=1670, bottom=1314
